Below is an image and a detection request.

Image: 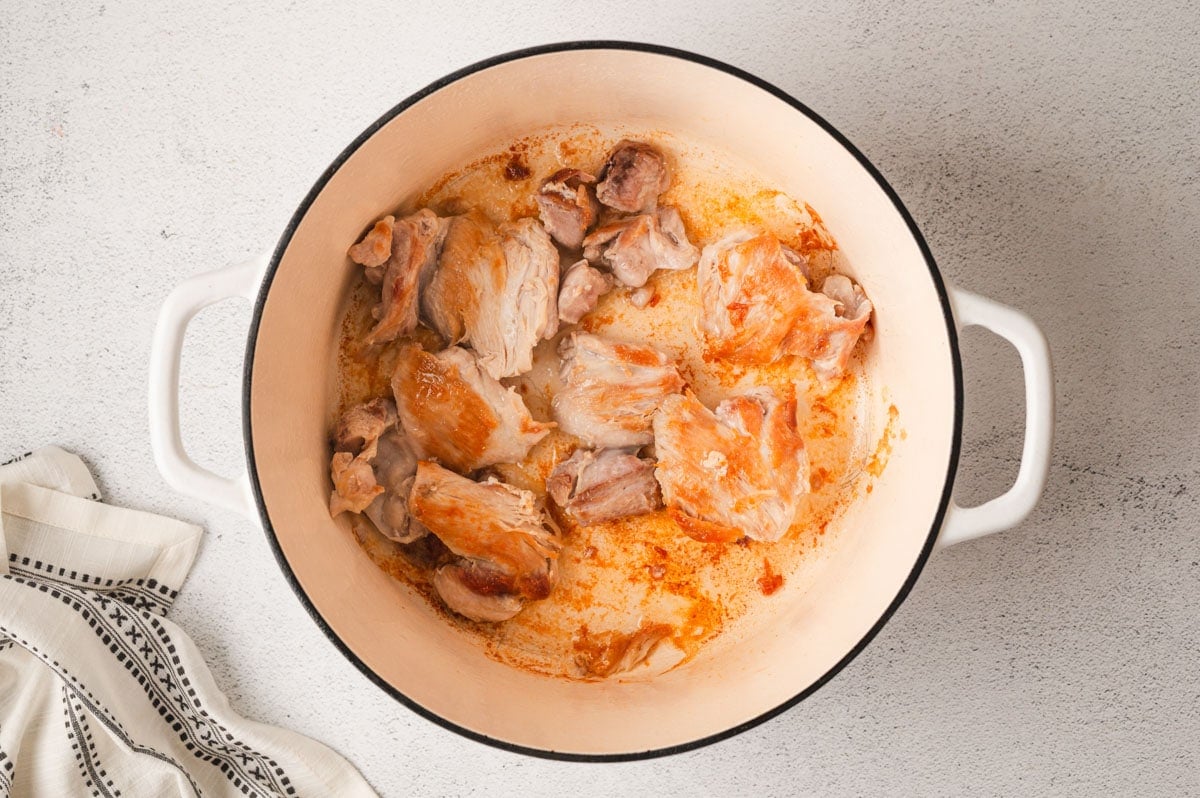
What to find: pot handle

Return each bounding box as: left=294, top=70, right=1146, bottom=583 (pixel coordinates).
left=148, top=254, right=270, bottom=520
left=938, top=287, right=1054, bottom=547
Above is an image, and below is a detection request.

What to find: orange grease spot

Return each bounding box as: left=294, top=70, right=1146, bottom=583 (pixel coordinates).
left=758, top=558, right=784, bottom=596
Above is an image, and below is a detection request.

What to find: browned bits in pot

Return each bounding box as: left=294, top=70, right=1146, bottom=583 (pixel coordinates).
left=504, top=154, right=531, bottom=181
left=758, top=558, right=784, bottom=596
left=810, top=467, right=830, bottom=492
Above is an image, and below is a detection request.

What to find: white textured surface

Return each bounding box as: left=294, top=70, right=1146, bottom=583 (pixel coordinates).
left=2, top=1, right=1198, bottom=795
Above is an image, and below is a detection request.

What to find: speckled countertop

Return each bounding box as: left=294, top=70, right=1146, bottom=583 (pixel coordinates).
left=2, top=2, right=1197, bottom=795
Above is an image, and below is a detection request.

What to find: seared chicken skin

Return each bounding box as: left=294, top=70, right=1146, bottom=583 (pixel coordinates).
left=535, top=168, right=599, bottom=249
left=698, top=230, right=872, bottom=379
left=328, top=398, right=425, bottom=543
left=552, top=332, right=684, bottom=448
left=697, top=231, right=810, bottom=364
left=653, top=389, right=810, bottom=543
left=421, top=214, right=558, bottom=379
left=431, top=563, right=525, bottom=623
left=582, top=206, right=699, bottom=288
left=782, top=274, right=874, bottom=382
left=420, top=212, right=499, bottom=345
left=547, top=447, right=662, bottom=526
left=391, top=344, right=552, bottom=474
left=359, top=209, right=447, bottom=347
left=595, top=140, right=671, bottom=213
left=409, top=461, right=560, bottom=622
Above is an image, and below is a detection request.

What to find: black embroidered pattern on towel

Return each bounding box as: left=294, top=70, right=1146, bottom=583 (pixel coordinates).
left=7, top=554, right=177, bottom=616
left=0, top=451, right=33, bottom=467
left=1, top=611, right=205, bottom=798
left=64, top=684, right=122, bottom=798
left=0, top=748, right=14, bottom=793
left=3, top=575, right=297, bottom=797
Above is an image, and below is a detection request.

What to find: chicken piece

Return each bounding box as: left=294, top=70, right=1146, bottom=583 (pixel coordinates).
left=697, top=231, right=810, bottom=364
left=329, top=451, right=383, bottom=516
left=347, top=215, right=395, bottom=277
left=499, top=217, right=560, bottom=347
left=558, top=259, right=613, bottom=324
left=362, top=430, right=424, bottom=543
left=432, top=563, right=524, bottom=623
left=546, top=447, right=662, bottom=526
left=782, top=274, right=874, bottom=382
left=421, top=215, right=558, bottom=378
left=332, top=397, right=397, bottom=453
left=391, top=344, right=552, bottom=473
left=535, top=169, right=599, bottom=249
left=552, top=332, right=684, bottom=448
left=582, top=206, right=699, bottom=288
left=329, top=398, right=395, bottom=516
left=420, top=213, right=500, bottom=345
left=653, top=389, right=810, bottom=543
left=595, top=140, right=671, bottom=213
left=409, top=461, right=560, bottom=619
left=698, top=230, right=873, bottom=376
left=364, top=209, right=447, bottom=346
left=328, top=399, right=423, bottom=545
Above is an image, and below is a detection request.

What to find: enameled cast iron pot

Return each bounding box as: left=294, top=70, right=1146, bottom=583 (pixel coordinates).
left=148, top=42, right=1054, bottom=760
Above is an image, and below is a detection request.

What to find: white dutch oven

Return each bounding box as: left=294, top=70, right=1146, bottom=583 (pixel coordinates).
left=148, top=43, right=1053, bottom=760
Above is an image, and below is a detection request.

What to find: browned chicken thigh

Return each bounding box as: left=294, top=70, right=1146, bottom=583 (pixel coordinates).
left=698, top=230, right=872, bottom=379
left=697, top=231, right=810, bottom=364
left=409, top=461, right=561, bottom=622
left=328, top=398, right=396, bottom=516
left=653, top=389, right=810, bottom=543
left=782, top=274, right=874, bottom=382
left=420, top=212, right=500, bottom=346
left=359, top=209, right=447, bottom=347
left=362, top=430, right=424, bottom=543
left=332, top=397, right=397, bottom=455
left=347, top=215, right=394, bottom=274
left=421, top=214, right=558, bottom=379
left=391, top=344, right=552, bottom=474
left=552, top=332, right=684, bottom=448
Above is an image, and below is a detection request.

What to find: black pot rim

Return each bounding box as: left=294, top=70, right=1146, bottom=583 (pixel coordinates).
left=242, top=40, right=964, bottom=763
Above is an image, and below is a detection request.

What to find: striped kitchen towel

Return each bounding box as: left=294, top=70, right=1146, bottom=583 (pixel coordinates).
left=0, top=447, right=377, bottom=797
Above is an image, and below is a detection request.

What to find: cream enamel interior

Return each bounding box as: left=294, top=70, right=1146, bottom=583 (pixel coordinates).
left=248, top=48, right=958, bottom=755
